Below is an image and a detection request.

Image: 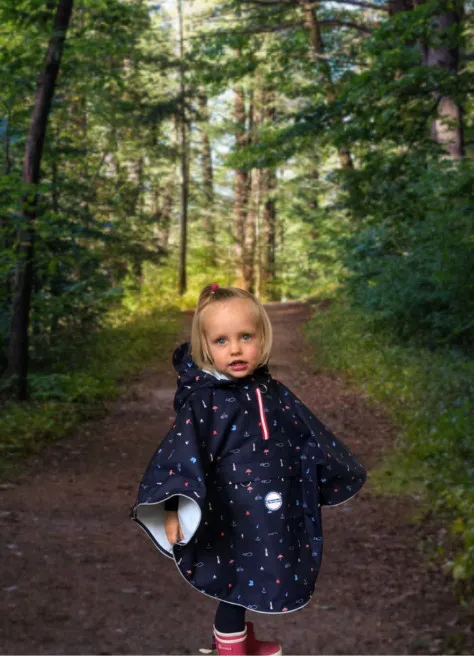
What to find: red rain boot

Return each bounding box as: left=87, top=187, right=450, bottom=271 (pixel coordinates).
left=213, top=625, right=248, bottom=656
left=199, top=622, right=282, bottom=656
left=246, top=622, right=282, bottom=656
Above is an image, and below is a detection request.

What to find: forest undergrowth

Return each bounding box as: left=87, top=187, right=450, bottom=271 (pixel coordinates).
left=305, top=297, right=474, bottom=600
left=0, top=302, right=180, bottom=480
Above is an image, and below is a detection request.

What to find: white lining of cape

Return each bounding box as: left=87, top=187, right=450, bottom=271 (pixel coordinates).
left=135, top=493, right=316, bottom=615
left=324, top=481, right=365, bottom=507
left=135, top=494, right=202, bottom=554
left=202, top=368, right=231, bottom=380
left=136, top=370, right=229, bottom=554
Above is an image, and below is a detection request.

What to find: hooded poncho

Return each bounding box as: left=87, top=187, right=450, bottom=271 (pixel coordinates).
left=130, top=343, right=366, bottom=614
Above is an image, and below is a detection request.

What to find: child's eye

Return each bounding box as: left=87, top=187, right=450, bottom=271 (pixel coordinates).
left=241, top=334, right=252, bottom=342
left=216, top=337, right=226, bottom=345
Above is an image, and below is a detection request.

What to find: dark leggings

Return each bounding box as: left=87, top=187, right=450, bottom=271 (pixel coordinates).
left=214, top=601, right=246, bottom=633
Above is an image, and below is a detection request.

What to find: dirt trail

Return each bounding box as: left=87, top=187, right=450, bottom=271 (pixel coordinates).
left=0, top=302, right=471, bottom=655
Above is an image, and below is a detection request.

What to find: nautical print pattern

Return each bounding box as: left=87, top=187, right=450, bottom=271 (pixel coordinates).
left=131, top=342, right=367, bottom=614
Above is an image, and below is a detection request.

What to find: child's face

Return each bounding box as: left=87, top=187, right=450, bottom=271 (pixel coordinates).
left=202, top=298, right=263, bottom=379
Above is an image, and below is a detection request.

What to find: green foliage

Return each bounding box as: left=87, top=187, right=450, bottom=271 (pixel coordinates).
left=274, top=159, right=351, bottom=300
left=0, top=302, right=180, bottom=479
left=0, top=400, right=93, bottom=464
left=341, top=154, right=474, bottom=352
left=305, top=298, right=474, bottom=583
left=130, top=211, right=241, bottom=312
left=0, top=0, right=180, bottom=373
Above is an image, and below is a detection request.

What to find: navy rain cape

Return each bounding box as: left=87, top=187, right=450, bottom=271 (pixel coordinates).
left=131, top=342, right=366, bottom=614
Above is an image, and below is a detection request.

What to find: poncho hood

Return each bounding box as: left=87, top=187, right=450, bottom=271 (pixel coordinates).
left=172, top=341, right=270, bottom=411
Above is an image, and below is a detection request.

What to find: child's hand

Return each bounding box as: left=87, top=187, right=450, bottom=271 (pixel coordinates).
left=165, top=510, right=184, bottom=545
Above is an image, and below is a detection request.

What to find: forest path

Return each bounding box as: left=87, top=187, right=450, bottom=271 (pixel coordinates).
left=0, top=302, right=470, bottom=655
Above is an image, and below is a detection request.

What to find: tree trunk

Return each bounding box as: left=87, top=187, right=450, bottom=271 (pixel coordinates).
left=198, top=92, right=216, bottom=263
left=131, top=156, right=144, bottom=217
left=235, top=88, right=259, bottom=292
left=388, top=0, right=413, bottom=14
left=302, top=0, right=354, bottom=169
left=159, top=177, right=174, bottom=251
left=1, top=114, right=13, bottom=317
left=49, top=137, right=62, bottom=337
left=395, top=0, right=464, bottom=158
left=233, top=83, right=250, bottom=285
left=6, top=0, right=74, bottom=400
left=244, top=167, right=260, bottom=293
left=261, top=167, right=277, bottom=299
left=177, top=0, right=188, bottom=295
left=278, top=214, right=286, bottom=301
left=260, top=89, right=277, bottom=300
left=198, top=93, right=214, bottom=203
left=424, top=5, right=464, bottom=158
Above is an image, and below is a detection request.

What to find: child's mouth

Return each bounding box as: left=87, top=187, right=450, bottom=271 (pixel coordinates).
left=229, top=361, right=247, bottom=371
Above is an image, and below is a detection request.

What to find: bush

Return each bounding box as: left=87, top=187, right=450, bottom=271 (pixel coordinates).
left=305, top=298, right=474, bottom=584
left=342, top=154, right=474, bottom=353
left=0, top=303, right=180, bottom=478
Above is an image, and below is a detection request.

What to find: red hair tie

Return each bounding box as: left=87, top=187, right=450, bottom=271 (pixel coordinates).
left=211, top=283, right=219, bottom=293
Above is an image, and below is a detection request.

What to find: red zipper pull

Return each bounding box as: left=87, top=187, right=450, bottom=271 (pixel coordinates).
left=255, top=387, right=270, bottom=440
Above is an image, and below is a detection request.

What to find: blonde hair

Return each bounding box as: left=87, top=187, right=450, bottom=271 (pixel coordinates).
left=191, top=285, right=273, bottom=372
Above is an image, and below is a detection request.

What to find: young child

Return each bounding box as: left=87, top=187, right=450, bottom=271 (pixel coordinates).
left=130, top=284, right=366, bottom=656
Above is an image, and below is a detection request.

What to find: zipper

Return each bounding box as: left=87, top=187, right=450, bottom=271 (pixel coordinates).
left=255, top=387, right=270, bottom=440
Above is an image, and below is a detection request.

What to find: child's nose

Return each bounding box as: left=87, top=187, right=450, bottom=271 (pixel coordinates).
left=230, top=340, right=242, bottom=354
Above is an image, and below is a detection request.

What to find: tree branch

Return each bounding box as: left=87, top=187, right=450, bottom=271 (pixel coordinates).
left=320, top=18, right=376, bottom=32
left=239, top=0, right=388, bottom=11
left=188, top=20, right=304, bottom=37
left=192, top=18, right=375, bottom=38
left=325, top=0, right=388, bottom=11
